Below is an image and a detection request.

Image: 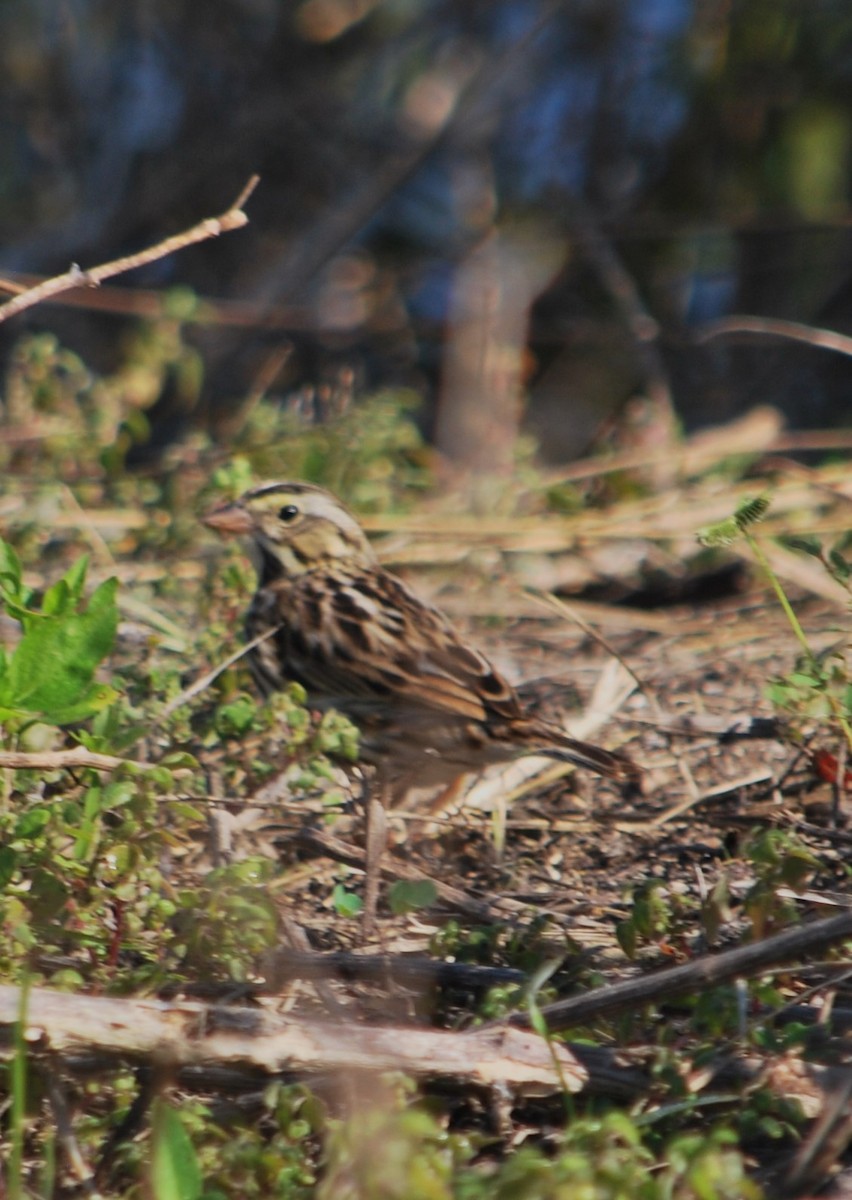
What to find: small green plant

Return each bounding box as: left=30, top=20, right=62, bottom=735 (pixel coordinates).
left=331, top=884, right=363, bottom=918
left=207, top=390, right=430, bottom=516
left=388, top=879, right=437, bottom=916
left=187, top=1083, right=323, bottom=1196
left=0, top=540, right=118, bottom=732
left=780, top=529, right=852, bottom=593
left=742, top=829, right=820, bottom=939
left=616, top=879, right=676, bottom=959
left=318, top=1087, right=458, bottom=1200
left=698, top=495, right=852, bottom=754
left=455, top=1111, right=761, bottom=1200
left=734, top=1082, right=806, bottom=1148
left=172, top=858, right=280, bottom=980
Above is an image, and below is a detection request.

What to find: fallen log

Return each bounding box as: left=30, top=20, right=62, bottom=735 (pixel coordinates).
left=0, top=984, right=586, bottom=1096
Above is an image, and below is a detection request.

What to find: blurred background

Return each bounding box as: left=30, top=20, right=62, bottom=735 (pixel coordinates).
left=1, top=0, right=851, bottom=475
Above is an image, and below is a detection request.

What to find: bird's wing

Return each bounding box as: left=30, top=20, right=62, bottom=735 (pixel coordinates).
left=278, top=568, right=524, bottom=724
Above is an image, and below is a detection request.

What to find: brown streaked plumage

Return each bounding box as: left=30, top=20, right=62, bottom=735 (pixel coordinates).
left=204, top=481, right=639, bottom=927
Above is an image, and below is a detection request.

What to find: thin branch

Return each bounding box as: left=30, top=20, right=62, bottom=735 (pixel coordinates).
left=696, top=314, right=852, bottom=357
left=258, top=946, right=524, bottom=992
left=495, top=908, right=852, bottom=1033
left=158, top=626, right=279, bottom=720
left=0, top=746, right=158, bottom=773
left=44, top=1069, right=102, bottom=1197
left=0, top=175, right=259, bottom=325
left=527, top=588, right=654, bottom=710
left=294, top=826, right=515, bottom=921
left=783, top=1070, right=852, bottom=1196
left=0, top=272, right=305, bottom=326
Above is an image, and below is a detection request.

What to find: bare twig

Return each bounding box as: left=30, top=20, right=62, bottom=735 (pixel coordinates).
left=295, top=826, right=516, bottom=921
left=0, top=746, right=157, bottom=773
left=783, top=1069, right=852, bottom=1197
left=0, top=271, right=305, bottom=326
left=0, top=276, right=27, bottom=296
left=647, top=768, right=776, bottom=827
left=258, top=946, right=524, bottom=991
left=0, top=175, right=259, bottom=325
left=44, top=1068, right=101, bottom=1196
left=158, top=626, right=280, bottom=720
left=696, top=314, right=852, bottom=357
left=495, top=908, right=852, bottom=1033
left=527, top=589, right=653, bottom=709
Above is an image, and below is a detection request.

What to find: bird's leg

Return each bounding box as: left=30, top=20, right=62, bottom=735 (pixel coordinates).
left=428, top=774, right=467, bottom=815
left=362, top=770, right=389, bottom=938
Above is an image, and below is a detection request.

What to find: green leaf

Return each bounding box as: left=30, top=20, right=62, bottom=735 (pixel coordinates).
left=83, top=787, right=104, bottom=820
left=331, top=884, right=363, bottom=918
left=150, top=1101, right=202, bottom=1200
left=765, top=682, right=793, bottom=706
left=0, top=540, right=23, bottom=603
left=388, top=878, right=437, bottom=915
left=1, top=575, right=119, bottom=724
left=13, top=808, right=51, bottom=840
left=60, top=553, right=90, bottom=604
left=102, top=780, right=136, bottom=809
left=215, top=694, right=257, bottom=737
left=71, top=817, right=99, bottom=863
left=616, top=919, right=637, bottom=959
left=527, top=1000, right=548, bottom=1039
left=0, top=540, right=30, bottom=622
left=169, top=802, right=206, bottom=823
left=788, top=672, right=819, bottom=688
left=35, top=684, right=119, bottom=727
left=42, top=578, right=71, bottom=618
left=158, top=752, right=199, bottom=769
left=780, top=534, right=823, bottom=557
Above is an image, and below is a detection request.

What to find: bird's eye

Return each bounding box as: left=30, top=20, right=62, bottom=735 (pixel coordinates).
left=278, top=504, right=300, bottom=523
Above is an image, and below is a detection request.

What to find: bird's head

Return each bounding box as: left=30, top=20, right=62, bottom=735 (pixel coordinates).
left=204, top=482, right=376, bottom=580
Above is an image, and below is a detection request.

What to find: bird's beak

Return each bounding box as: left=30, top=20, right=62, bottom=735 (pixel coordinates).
left=203, top=502, right=253, bottom=536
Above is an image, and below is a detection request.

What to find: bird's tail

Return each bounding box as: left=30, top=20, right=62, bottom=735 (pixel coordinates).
left=546, top=733, right=642, bottom=787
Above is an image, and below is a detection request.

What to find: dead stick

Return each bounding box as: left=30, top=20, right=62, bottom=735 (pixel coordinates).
left=0, top=175, right=259, bottom=324
left=258, top=947, right=524, bottom=990
left=0, top=746, right=157, bottom=773
left=44, top=1069, right=101, bottom=1195
left=0, top=984, right=587, bottom=1094
left=696, top=314, right=852, bottom=357
left=496, top=909, right=852, bottom=1032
